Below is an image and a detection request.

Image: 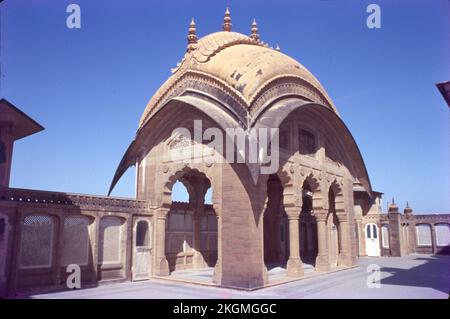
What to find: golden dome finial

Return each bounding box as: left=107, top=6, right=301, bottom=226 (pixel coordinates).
left=388, top=197, right=399, bottom=213
left=223, top=7, right=232, bottom=32
left=250, top=18, right=259, bottom=41
left=187, top=17, right=198, bottom=52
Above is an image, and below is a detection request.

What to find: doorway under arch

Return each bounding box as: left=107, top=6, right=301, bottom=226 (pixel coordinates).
left=164, top=170, right=218, bottom=283
left=263, top=174, right=289, bottom=270
left=299, top=180, right=318, bottom=266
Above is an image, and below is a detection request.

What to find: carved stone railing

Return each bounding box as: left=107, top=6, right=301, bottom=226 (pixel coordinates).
left=169, top=200, right=214, bottom=211
left=0, top=187, right=148, bottom=213
left=408, top=214, right=450, bottom=222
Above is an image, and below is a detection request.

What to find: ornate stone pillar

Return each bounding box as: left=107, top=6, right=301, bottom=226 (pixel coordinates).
left=192, top=202, right=206, bottom=269
left=315, top=212, right=330, bottom=271
left=54, top=212, right=66, bottom=287
left=154, top=208, right=170, bottom=276
left=355, top=218, right=365, bottom=256
left=212, top=213, right=221, bottom=284
left=431, top=224, right=437, bottom=255
left=336, top=212, right=353, bottom=266
left=285, top=207, right=304, bottom=277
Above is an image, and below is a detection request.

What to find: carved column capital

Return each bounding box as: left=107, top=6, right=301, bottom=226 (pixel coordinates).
left=156, top=207, right=170, bottom=219
left=336, top=213, right=348, bottom=223
left=284, top=206, right=301, bottom=219
left=314, top=211, right=328, bottom=222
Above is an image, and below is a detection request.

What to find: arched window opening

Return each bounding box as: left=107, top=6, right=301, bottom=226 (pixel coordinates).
left=381, top=224, right=389, bottom=248
left=205, top=187, right=213, bottom=205
left=299, top=129, right=316, bottom=156
left=366, top=224, right=371, bottom=238
left=172, top=180, right=190, bottom=203
left=136, top=220, right=149, bottom=247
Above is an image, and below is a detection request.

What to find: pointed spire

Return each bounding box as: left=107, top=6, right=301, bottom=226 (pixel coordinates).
left=223, top=7, right=232, bottom=32
left=275, top=44, right=281, bottom=51
left=388, top=197, right=399, bottom=213
left=404, top=201, right=413, bottom=216
left=250, top=18, right=259, bottom=41
left=187, top=17, right=198, bottom=52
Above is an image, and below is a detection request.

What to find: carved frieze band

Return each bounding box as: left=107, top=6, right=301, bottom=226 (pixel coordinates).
left=140, top=71, right=248, bottom=128
left=0, top=188, right=148, bottom=212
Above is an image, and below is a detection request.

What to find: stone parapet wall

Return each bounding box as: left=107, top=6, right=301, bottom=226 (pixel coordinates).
left=0, top=187, right=151, bottom=296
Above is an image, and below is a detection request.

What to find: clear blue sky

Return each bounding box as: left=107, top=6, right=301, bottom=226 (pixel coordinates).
left=1, top=0, right=449, bottom=213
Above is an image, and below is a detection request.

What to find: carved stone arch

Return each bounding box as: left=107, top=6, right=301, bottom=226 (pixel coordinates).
left=109, top=94, right=241, bottom=196
left=249, top=75, right=336, bottom=119
left=328, top=178, right=345, bottom=214
left=300, top=172, right=323, bottom=213
left=139, top=71, right=249, bottom=128
left=276, top=167, right=301, bottom=214
left=161, top=165, right=214, bottom=212
left=250, top=97, right=372, bottom=198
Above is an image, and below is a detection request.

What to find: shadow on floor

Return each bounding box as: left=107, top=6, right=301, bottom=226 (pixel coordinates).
left=380, top=255, right=450, bottom=295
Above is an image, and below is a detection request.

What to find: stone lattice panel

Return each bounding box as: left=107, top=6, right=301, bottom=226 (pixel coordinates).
left=416, top=224, right=432, bottom=246
left=20, top=215, right=54, bottom=268
left=99, top=217, right=123, bottom=264
left=62, top=216, right=90, bottom=266
left=435, top=223, right=450, bottom=246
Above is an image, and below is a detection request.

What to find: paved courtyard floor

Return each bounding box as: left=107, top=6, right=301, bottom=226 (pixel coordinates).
left=28, top=254, right=450, bottom=299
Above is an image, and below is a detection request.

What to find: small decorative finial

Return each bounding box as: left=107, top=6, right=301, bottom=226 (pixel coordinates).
left=250, top=18, right=259, bottom=41
left=187, top=18, right=197, bottom=52
left=404, top=201, right=413, bottom=216
left=388, top=197, right=399, bottom=213
left=223, top=7, right=232, bottom=32
left=275, top=44, right=281, bottom=51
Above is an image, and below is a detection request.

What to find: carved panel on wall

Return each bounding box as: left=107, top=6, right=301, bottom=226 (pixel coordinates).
left=20, top=215, right=54, bottom=269
left=99, top=217, right=123, bottom=264
left=62, top=216, right=90, bottom=266
left=435, top=223, right=450, bottom=247
left=415, top=224, right=432, bottom=246
left=169, top=134, right=193, bottom=150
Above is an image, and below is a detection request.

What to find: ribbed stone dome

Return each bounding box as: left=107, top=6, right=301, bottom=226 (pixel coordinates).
left=139, top=31, right=336, bottom=129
